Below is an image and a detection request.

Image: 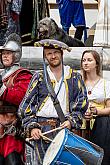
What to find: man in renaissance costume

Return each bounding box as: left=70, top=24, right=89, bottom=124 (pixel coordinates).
left=0, top=33, right=32, bottom=165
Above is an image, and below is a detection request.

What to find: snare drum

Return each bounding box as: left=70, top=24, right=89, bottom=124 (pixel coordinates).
left=43, top=129, right=104, bottom=165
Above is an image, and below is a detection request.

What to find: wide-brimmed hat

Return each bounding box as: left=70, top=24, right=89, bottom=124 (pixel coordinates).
left=34, top=39, right=71, bottom=52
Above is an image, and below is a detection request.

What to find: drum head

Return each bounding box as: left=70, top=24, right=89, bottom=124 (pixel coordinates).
left=43, top=129, right=66, bottom=165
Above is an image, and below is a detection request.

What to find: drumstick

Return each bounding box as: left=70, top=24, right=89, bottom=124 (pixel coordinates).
left=40, top=134, right=54, bottom=142
left=26, top=137, right=33, bottom=141
left=26, top=134, right=54, bottom=143
left=26, top=127, right=62, bottom=142
left=42, top=127, right=62, bottom=135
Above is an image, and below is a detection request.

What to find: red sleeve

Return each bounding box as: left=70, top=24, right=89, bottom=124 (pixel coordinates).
left=0, top=72, right=32, bottom=106
left=11, top=11, right=19, bottom=21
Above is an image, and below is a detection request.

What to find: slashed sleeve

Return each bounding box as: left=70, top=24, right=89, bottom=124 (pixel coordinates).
left=18, top=72, right=41, bottom=135
left=66, top=72, right=88, bottom=129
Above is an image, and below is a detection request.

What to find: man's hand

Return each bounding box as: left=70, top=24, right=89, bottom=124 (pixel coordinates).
left=60, top=120, right=71, bottom=130
left=0, top=75, right=3, bottom=88
left=31, top=128, right=42, bottom=140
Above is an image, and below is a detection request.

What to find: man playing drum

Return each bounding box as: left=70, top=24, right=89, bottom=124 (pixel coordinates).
left=18, top=39, right=88, bottom=164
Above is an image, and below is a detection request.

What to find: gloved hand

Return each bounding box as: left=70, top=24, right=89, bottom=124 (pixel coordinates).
left=0, top=75, right=3, bottom=88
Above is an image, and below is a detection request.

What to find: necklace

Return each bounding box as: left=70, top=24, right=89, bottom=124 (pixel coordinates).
left=86, top=78, right=101, bottom=95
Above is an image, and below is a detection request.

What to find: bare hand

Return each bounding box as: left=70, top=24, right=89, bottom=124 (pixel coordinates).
left=60, top=120, right=71, bottom=129
left=84, top=111, right=93, bottom=121
left=31, top=128, right=42, bottom=140
left=90, top=106, right=98, bottom=115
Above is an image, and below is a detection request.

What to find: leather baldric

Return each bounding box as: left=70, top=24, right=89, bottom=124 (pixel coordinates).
left=44, top=70, right=66, bottom=123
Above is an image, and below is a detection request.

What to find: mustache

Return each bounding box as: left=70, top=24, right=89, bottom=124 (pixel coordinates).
left=50, top=57, right=58, bottom=60
left=50, top=58, right=58, bottom=62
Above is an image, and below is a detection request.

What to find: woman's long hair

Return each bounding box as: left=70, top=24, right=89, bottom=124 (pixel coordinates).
left=81, top=50, right=101, bottom=81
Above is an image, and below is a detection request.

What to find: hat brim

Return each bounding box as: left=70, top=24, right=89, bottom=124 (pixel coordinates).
left=34, top=39, right=71, bottom=52
left=0, top=47, right=16, bottom=52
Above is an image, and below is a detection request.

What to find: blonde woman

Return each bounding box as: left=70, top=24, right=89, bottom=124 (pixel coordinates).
left=81, top=50, right=110, bottom=165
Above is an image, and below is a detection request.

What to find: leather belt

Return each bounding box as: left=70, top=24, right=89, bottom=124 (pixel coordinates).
left=39, top=119, right=58, bottom=127
left=0, top=106, right=17, bottom=113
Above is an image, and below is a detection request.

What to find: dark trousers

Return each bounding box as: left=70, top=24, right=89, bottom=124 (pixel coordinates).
left=0, top=151, right=24, bottom=165
left=101, top=149, right=110, bottom=165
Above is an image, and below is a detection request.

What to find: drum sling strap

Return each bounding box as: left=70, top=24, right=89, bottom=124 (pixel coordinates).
left=44, top=71, right=66, bottom=123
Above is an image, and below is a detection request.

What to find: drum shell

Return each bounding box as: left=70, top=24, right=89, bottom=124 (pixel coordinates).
left=43, top=129, right=104, bottom=165
left=52, top=131, right=84, bottom=165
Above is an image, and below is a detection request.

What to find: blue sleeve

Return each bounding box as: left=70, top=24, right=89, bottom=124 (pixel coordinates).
left=66, top=72, right=88, bottom=129
left=18, top=72, right=40, bottom=131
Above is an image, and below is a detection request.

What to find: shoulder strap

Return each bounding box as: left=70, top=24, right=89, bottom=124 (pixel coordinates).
left=44, top=71, right=65, bottom=123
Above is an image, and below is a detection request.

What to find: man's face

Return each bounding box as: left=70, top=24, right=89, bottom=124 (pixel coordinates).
left=2, top=50, right=14, bottom=67
left=44, top=48, right=62, bottom=67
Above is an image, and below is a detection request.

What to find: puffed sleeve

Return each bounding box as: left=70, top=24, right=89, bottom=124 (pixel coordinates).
left=18, top=72, right=41, bottom=134
left=66, top=72, right=88, bottom=129
left=0, top=70, right=32, bottom=105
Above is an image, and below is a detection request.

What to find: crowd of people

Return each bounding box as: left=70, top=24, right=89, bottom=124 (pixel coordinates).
left=0, top=0, right=110, bottom=165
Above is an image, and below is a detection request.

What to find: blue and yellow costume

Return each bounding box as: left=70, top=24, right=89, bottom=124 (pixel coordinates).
left=18, top=39, right=88, bottom=164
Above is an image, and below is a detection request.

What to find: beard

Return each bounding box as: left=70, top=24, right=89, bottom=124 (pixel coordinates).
left=48, top=58, right=62, bottom=68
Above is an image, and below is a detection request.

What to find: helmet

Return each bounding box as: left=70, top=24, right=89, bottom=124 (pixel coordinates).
left=0, top=33, right=22, bottom=63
